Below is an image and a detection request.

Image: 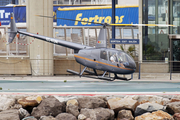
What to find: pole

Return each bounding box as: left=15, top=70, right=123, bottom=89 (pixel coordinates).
left=138, top=63, right=141, bottom=79
left=112, top=0, right=115, bottom=48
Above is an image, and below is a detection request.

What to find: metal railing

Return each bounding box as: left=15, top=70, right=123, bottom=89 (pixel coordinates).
left=0, top=26, right=138, bottom=57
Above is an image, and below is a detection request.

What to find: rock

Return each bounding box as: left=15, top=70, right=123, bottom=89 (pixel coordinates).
left=107, top=98, right=138, bottom=113
left=85, top=118, right=91, bottom=120
left=135, top=110, right=174, bottom=120
left=67, top=99, right=78, bottom=107
left=135, top=102, right=166, bottom=116
left=80, top=108, right=114, bottom=120
left=22, top=116, right=37, bottom=120
left=78, top=114, right=87, bottom=120
left=173, top=113, right=180, bottom=120
left=77, top=97, right=106, bottom=109
left=117, top=110, right=134, bottom=120
left=18, top=96, right=42, bottom=108
left=55, top=113, right=77, bottom=120
left=130, top=95, right=170, bottom=105
left=171, top=96, right=180, bottom=103
left=11, top=104, right=22, bottom=109
left=40, top=116, right=57, bottom=120
left=94, top=108, right=114, bottom=120
left=19, top=108, right=30, bottom=119
left=66, top=103, right=79, bottom=117
left=0, top=96, right=16, bottom=111
left=166, top=102, right=180, bottom=115
left=31, top=96, right=66, bottom=119
left=24, top=116, right=38, bottom=120
left=0, top=109, right=20, bottom=120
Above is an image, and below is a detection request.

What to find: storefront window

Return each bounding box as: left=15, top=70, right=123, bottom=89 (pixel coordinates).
left=171, top=0, right=180, bottom=34
left=143, top=0, right=169, bottom=61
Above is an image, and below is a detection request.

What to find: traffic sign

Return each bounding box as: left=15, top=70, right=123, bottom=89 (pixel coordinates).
left=110, top=39, right=139, bottom=44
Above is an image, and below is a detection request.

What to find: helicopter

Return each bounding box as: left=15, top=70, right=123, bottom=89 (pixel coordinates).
left=8, top=13, right=174, bottom=81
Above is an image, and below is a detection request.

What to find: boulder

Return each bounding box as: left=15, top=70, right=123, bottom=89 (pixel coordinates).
left=135, top=110, right=174, bottom=120
left=78, top=114, right=87, bottom=120
left=80, top=108, right=114, bottom=120
left=18, top=96, right=42, bottom=108
left=31, top=96, right=66, bottom=119
left=39, top=116, right=57, bottom=120
left=0, top=96, right=16, bottom=111
left=11, top=104, right=22, bottom=109
left=171, top=96, right=180, bottom=103
left=67, top=99, right=78, bottom=107
left=66, top=103, right=79, bottom=118
left=0, top=109, right=20, bottom=120
left=129, top=95, right=170, bottom=105
left=21, top=116, right=37, bottom=120
left=55, top=113, right=77, bottom=120
left=23, top=118, right=37, bottom=120
left=117, top=110, right=134, bottom=120
left=19, top=108, right=30, bottom=119
left=107, top=98, right=138, bottom=113
left=173, top=113, right=180, bottom=120
left=135, top=102, right=166, bottom=116
left=166, top=102, right=180, bottom=115
left=77, top=97, right=106, bottom=109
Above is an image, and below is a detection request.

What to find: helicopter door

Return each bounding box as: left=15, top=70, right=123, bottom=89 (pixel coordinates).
left=100, top=50, right=108, bottom=61
left=96, top=50, right=108, bottom=70
left=108, top=51, right=120, bottom=67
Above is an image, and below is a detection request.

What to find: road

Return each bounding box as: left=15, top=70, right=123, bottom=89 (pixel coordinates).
left=0, top=77, right=180, bottom=93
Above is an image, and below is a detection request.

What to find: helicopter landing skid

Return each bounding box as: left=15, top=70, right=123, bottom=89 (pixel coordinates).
left=114, top=74, right=131, bottom=81
left=67, top=69, right=115, bottom=81
left=67, top=68, right=130, bottom=81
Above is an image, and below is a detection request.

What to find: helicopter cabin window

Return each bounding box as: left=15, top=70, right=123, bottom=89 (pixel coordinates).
left=100, top=51, right=108, bottom=60
left=109, top=51, right=118, bottom=63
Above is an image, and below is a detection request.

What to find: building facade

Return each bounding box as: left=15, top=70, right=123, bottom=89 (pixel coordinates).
left=139, top=0, right=180, bottom=72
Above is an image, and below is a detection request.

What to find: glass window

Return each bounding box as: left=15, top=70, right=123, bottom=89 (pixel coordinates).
left=143, top=0, right=169, bottom=61
left=109, top=51, right=118, bottom=63
left=172, top=0, right=180, bottom=34
left=100, top=50, right=107, bottom=60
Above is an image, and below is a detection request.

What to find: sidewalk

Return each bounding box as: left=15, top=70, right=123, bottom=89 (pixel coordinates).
left=0, top=74, right=179, bottom=82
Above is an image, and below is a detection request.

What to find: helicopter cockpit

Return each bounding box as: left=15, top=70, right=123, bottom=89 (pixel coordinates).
left=103, top=50, right=136, bottom=69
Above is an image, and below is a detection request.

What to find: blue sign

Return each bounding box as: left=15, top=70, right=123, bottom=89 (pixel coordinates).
left=110, top=39, right=139, bottom=44
left=0, top=6, right=13, bottom=25
left=0, top=5, right=79, bottom=25
left=14, top=6, right=26, bottom=23
left=57, top=6, right=138, bottom=26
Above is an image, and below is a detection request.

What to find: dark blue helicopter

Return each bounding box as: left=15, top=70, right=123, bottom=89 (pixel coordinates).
left=8, top=13, right=136, bottom=81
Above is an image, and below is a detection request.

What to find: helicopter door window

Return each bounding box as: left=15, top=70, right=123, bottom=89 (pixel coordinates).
left=109, top=52, right=118, bottom=63
left=100, top=51, right=108, bottom=60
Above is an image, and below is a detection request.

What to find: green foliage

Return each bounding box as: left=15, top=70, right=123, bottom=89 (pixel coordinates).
left=143, top=42, right=162, bottom=60
left=173, top=41, right=180, bottom=61
left=120, top=45, right=136, bottom=58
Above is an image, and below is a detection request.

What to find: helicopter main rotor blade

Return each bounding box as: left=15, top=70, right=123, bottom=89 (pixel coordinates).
left=110, top=23, right=176, bottom=27
left=36, top=15, right=105, bottom=26
left=37, top=15, right=175, bottom=27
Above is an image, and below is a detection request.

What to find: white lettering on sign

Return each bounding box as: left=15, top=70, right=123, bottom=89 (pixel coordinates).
left=0, top=10, right=10, bottom=19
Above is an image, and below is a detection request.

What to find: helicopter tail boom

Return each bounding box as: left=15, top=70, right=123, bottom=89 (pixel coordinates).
left=8, top=13, right=92, bottom=51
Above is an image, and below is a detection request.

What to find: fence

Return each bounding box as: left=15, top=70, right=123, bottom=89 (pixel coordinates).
left=0, top=57, right=179, bottom=80
left=0, top=26, right=138, bottom=57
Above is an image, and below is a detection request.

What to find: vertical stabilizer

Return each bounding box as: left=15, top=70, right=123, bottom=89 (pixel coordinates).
left=96, top=28, right=107, bottom=48
left=8, top=13, right=17, bottom=44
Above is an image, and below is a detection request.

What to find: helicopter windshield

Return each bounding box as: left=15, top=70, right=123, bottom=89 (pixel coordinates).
left=117, top=51, right=136, bottom=69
